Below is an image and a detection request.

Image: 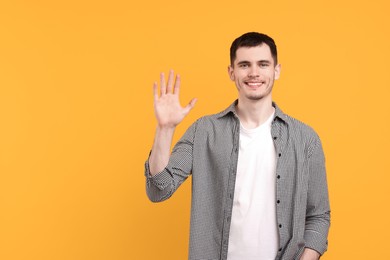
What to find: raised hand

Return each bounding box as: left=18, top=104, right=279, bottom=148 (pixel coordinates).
left=153, top=70, right=197, bottom=128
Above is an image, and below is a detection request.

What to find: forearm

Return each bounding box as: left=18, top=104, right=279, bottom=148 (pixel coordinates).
left=305, top=135, right=331, bottom=254
left=148, top=126, right=176, bottom=176
left=304, top=210, right=330, bottom=255
left=300, top=248, right=320, bottom=260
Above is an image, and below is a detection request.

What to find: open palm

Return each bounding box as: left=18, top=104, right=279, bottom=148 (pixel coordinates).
left=153, top=70, right=197, bottom=128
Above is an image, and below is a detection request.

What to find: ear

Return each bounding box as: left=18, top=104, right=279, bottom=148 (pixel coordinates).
left=274, top=63, right=281, bottom=80
left=228, top=65, right=235, bottom=81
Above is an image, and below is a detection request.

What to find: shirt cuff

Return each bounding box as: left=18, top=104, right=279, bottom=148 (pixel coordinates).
left=144, top=159, right=173, bottom=191
left=304, top=230, right=328, bottom=255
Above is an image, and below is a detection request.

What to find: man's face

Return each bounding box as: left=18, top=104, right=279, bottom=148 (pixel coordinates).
left=228, top=44, right=281, bottom=103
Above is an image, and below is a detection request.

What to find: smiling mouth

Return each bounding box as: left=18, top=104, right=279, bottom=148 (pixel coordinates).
left=245, top=82, right=264, bottom=87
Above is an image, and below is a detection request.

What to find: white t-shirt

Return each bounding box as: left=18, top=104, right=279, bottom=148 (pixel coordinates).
left=227, top=112, right=279, bottom=260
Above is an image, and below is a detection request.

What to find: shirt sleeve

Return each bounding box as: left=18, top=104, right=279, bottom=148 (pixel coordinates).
left=144, top=121, right=198, bottom=202
left=304, top=135, right=331, bottom=255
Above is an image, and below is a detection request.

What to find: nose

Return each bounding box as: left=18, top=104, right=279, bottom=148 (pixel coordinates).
left=248, top=66, right=259, bottom=77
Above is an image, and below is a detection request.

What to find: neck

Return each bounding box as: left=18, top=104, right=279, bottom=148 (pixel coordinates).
left=236, top=97, right=274, bottom=129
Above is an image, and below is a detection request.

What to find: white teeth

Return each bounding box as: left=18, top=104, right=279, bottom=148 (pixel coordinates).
left=247, top=82, right=261, bottom=86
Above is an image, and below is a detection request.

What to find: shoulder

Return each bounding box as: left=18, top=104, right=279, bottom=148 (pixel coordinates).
left=274, top=102, right=323, bottom=156
left=194, top=102, right=237, bottom=126
left=192, top=113, right=233, bottom=132
left=285, top=114, right=319, bottom=139
left=187, top=104, right=237, bottom=136
left=274, top=102, right=320, bottom=141
left=282, top=113, right=324, bottom=158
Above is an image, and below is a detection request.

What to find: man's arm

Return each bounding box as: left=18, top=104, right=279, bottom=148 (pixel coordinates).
left=149, top=70, right=197, bottom=175
left=145, top=70, right=197, bottom=202
left=300, top=248, right=321, bottom=260
left=302, top=135, right=331, bottom=258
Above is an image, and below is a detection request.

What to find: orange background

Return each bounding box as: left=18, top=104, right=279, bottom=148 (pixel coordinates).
left=1, top=0, right=389, bottom=259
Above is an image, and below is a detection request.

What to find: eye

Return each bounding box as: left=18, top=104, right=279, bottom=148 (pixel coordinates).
left=239, top=64, right=249, bottom=68
left=260, top=63, right=269, bottom=67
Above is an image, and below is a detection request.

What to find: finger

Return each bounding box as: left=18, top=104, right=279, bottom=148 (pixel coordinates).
left=160, top=72, right=166, bottom=95
left=166, top=69, right=174, bottom=93
left=183, top=98, right=197, bottom=114
left=173, top=74, right=181, bottom=95
left=153, top=82, right=158, bottom=101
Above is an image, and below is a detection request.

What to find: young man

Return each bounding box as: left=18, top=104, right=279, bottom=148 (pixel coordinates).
left=145, top=32, right=330, bottom=260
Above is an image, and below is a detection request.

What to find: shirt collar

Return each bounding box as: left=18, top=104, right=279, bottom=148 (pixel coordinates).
left=216, top=99, right=289, bottom=124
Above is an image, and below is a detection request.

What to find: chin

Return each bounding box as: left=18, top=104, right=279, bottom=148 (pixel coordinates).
left=247, top=96, right=265, bottom=101
left=245, top=92, right=272, bottom=101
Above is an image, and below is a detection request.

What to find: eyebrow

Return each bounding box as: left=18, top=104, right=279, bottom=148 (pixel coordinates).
left=236, top=60, right=271, bottom=65
left=236, top=61, right=250, bottom=66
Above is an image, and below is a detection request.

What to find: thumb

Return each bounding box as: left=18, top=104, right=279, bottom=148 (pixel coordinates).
left=183, top=98, right=197, bottom=114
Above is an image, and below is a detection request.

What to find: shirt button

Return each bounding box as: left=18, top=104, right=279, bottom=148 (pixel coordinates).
left=279, top=247, right=282, bottom=252
left=273, top=136, right=277, bottom=140
left=278, top=153, right=282, bottom=157
left=229, top=193, right=233, bottom=199
left=277, top=200, right=280, bottom=204
left=279, top=224, right=282, bottom=228
left=277, top=175, right=281, bottom=179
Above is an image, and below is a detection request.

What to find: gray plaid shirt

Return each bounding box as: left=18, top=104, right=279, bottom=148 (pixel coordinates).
left=145, top=101, right=330, bottom=260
